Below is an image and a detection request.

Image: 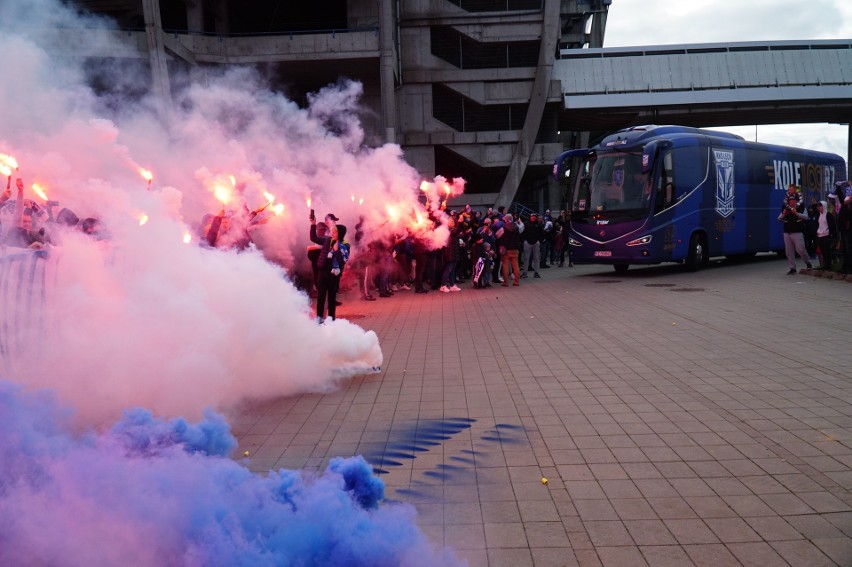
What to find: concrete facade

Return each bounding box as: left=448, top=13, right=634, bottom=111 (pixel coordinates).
left=67, top=0, right=613, bottom=212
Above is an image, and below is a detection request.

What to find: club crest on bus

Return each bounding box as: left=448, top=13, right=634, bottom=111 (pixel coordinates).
left=713, top=149, right=735, bottom=218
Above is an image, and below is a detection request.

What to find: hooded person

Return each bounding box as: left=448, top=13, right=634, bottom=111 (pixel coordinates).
left=814, top=200, right=837, bottom=270
left=312, top=221, right=350, bottom=323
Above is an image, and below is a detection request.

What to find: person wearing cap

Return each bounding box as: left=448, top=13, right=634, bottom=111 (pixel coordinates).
left=777, top=196, right=812, bottom=274
left=325, top=213, right=339, bottom=228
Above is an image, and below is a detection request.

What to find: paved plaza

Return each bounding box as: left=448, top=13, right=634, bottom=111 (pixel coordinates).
left=232, top=256, right=852, bottom=567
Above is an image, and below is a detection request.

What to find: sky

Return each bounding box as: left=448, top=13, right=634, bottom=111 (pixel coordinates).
left=603, top=0, right=851, bottom=161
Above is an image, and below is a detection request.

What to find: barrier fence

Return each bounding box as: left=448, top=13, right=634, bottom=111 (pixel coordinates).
left=0, top=249, right=49, bottom=375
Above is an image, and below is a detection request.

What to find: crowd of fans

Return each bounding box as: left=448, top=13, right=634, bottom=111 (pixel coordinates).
left=6, top=168, right=850, bottom=325
left=304, top=204, right=575, bottom=316
left=780, top=181, right=852, bottom=275
left=0, top=176, right=103, bottom=249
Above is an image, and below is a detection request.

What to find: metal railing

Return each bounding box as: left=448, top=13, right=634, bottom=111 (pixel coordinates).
left=0, top=250, right=48, bottom=375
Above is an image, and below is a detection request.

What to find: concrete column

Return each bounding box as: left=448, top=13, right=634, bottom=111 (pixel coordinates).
left=493, top=0, right=561, bottom=210
left=141, top=0, right=172, bottom=116
left=587, top=8, right=608, bottom=48
left=379, top=0, right=398, bottom=144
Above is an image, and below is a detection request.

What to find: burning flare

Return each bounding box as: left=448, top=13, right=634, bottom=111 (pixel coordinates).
left=385, top=204, right=400, bottom=223
left=31, top=183, right=49, bottom=201
left=138, top=167, right=153, bottom=183
left=213, top=185, right=232, bottom=206
left=183, top=231, right=192, bottom=244
left=0, top=153, right=18, bottom=170
left=138, top=213, right=149, bottom=226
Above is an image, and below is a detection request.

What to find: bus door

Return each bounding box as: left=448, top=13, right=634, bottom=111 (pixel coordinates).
left=650, top=144, right=708, bottom=260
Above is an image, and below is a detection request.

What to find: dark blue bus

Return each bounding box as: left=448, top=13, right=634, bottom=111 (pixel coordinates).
left=553, top=125, right=847, bottom=272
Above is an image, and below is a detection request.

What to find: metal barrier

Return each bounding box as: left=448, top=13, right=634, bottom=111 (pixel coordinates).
left=0, top=249, right=48, bottom=375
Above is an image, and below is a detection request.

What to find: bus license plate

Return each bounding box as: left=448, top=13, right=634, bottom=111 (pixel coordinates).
left=594, top=250, right=612, bottom=257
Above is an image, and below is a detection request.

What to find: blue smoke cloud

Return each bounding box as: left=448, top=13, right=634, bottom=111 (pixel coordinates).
left=0, top=380, right=464, bottom=567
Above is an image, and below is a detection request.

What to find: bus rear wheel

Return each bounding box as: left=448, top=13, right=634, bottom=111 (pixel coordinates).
left=613, top=263, right=629, bottom=273
left=685, top=233, right=707, bottom=272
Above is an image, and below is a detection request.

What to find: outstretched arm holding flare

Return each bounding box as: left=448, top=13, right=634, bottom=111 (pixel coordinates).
left=13, top=177, right=25, bottom=227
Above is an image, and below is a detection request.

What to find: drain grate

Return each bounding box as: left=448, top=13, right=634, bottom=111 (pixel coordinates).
left=342, top=314, right=369, bottom=320
left=645, top=283, right=676, bottom=287
left=670, top=288, right=704, bottom=292
left=593, top=280, right=622, bottom=284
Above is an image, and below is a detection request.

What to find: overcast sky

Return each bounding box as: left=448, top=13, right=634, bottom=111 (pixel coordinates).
left=602, top=0, right=850, bottom=162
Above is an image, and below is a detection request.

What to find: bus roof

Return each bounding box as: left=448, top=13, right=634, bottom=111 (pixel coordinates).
left=593, top=125, right=845, bottom=167
left=597, top=125, right=743, bottom=150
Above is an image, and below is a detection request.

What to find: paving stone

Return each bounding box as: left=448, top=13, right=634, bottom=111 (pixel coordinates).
left=234, top=262, right=852, bottom=566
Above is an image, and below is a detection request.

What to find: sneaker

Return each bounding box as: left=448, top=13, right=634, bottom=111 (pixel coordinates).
left=334, top=300, right=343, bottom=306
left=534, top=272, right=541, bottom=278
left=415, top=288, right=428, bottom=294
left=439, top=285, right=450, bottom=292
left=400, top=284, right=412, bottom=290
left=787, top=268, right=797, bottom=275
left=449, top=285, right=461, bottom=291
left=379, top=291, right=392, bottom=297
left=521, top=273, right=528, bottom=279
left=806, top=263, right=813, bottom=270
left=362, top=295, right=376, bottom=301
left=497, top=276, right=505, bottom=283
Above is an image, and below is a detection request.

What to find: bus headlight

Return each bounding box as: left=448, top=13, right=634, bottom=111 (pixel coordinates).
left=568, top=236, right=582, bottom=247
left=626, top=235, right=652, bottom=246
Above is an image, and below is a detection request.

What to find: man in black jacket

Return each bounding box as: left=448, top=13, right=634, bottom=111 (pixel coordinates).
left=839, top=196, right=852, bottom=274
left=522, top=213, right=543, bottom=279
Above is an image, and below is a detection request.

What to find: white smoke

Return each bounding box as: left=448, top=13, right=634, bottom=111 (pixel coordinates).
left=0, top=0, right=476, bottom=424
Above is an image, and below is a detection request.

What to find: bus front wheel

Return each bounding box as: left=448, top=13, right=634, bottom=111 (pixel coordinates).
left=613, top=263, right=629, bottom=273
left=685, top=233, right=707, bottom=272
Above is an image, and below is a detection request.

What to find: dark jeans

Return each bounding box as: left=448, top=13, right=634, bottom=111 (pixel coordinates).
left=316, top=270, right=340, bottom=319
left=842, top=232, right=852, bottom=273
left=816, top=235, right=833, bottom=268
left=442, top=259, right=458, bottom=285
left=414, top=252, right=430, bottom=291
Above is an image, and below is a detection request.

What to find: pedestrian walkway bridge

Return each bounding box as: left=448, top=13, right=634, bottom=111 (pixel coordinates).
left=553, top=39, right=852, bottom=140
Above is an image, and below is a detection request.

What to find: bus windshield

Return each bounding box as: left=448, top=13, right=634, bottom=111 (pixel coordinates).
left=572, top=152, right=651, bottom=221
